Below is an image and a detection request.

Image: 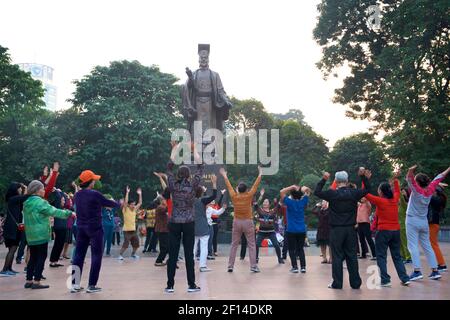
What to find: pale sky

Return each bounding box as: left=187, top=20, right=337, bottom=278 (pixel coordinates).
left=0, top=0, right=371, bottom=147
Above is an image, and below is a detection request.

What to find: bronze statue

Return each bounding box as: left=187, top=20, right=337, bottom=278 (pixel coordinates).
left=181, top=44, right=233, bottom=137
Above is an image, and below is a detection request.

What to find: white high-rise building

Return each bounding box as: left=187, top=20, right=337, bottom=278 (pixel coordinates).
left=18, top=63, right=57, bottom=111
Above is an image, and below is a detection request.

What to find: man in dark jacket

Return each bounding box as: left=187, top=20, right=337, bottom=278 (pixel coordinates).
left=314, top=169, right=371, bottom=289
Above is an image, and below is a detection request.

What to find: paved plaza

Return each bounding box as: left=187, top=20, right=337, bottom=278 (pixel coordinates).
left=1, top=242, right=449, bottom=300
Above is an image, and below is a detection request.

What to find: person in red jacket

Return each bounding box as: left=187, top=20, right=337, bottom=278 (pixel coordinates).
left=365, top=170, right=410, bottom=287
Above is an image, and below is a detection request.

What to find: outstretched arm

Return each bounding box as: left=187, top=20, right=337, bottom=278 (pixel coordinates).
left=135, top=188, right=143, bottom=211
left=220, top=167, right=236, bottom=198
left=314, top=172, right=332, bottom=201
left=248, top=166, right=263, bottom=197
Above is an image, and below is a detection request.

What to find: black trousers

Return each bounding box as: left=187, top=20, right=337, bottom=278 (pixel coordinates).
left=282, top=230, right=289, bottom=258
left=256, top=232, right=282, bottom=261
left=26, top=243, right=48, bottom=281
left=330, top=226, right=362, bottom=289
left=286, top=232, right=306, bottom=269
left=144, top=227, right=158, bottom=251
left=112, top=232, right=121, bottom=245
left=357, top=222, right=376, bottom=258
left=156, top=232, right=169, bottom=263
left=167, top=222, right=195, bottom=288
left=375, top=230, right=409, bottom=284
left=50, top=228, right=67, bottom=263
left=240, top=231, right=256, bottom=259
left=16, top=232, right=27, bottom=262
left=212, top=224, right=219, bottom=253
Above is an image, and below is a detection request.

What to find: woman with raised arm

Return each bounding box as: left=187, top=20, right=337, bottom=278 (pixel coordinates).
left=405, top=165, right=450, bottom=281
left=165, top=141, right=203, bottom=293
left=365, top=170, right=410, bottom=287
left=220, top=166, right=262, bottom=273
left=280, top=185, right=310, bottom=273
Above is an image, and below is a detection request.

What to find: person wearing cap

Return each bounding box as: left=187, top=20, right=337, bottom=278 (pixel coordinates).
left=22, top=180, right=74, bottom=289
left=314, top=168, right=371, bottom=289
left=71, top=170, right=119, bottom=293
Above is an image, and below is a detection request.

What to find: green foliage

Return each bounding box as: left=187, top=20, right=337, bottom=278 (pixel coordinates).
left=225, top=98, right=329, bottom=201
left=314, top=0, right=450, bottom=175
left=0, top=45, right=45, bottom=211
left=328, top=133, right=392, bottom=190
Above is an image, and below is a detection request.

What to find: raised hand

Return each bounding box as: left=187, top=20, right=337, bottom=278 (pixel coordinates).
left=358, top=167, right=365, bottom=176
left=323, top=172, right=331, bottom=180
left=43, top=165, right=49, bottom=176
left=364, top=169, right=372, bottom=179
left=153, top=172, right=161, bottom=178
left=126, top=186, right=130, bottom=194
left=53, top=161, right=60, bottom=172
left=219, top=167, right=227, bottom=176
left=221, top=189, right=227, bottom=195
left=260, top=188, right=265, bottom=196
left=136, top=187, right=142, bottom=195
left=393, top=169, right=401, bottom=179
left=211, top=174, right=217, bottom=185
left=408, top=165, right=418, bottom=172
left=258, top=165, right=263, bottom=176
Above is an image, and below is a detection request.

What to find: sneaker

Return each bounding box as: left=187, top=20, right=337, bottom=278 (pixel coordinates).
left=401, top=280, right=410, bottom=286
left=328, top=283, right=341, bottom=289
left=278, top=259, right=285, bottom=264
left=187, top=285, right=201, bottom=292
left=437, top=265, right=448, bottom=272
left=370, top=257, right=377, bottom=261
left=9, top=269, right=20, bottom=274
left=380, top=282, right=392, bottom=287
left=409, top=271, right=423, bottom=281
left=130, top=254, right=140, bottom=259
left=142, top=250, right=147, bottom=253
left=165, top=286, right=174, bottom=293
left=300, top=268, right=306, bottom=273
left=31, top=283, right=50, bottom=289
left=214, top=252, right=218, bottom=256
left=117, top=255, right=124, bottom=260
left=200, top=267, right=212, bottom=272
left=239, top=257, right=244, bottom=261
left=428, top=271, right=442, bottom=280
left=49, top=263, right=64, bottom=268
left=290, top=268, right=299, bottom=273
left=1, top=270, right=16, bottom=277
left=358, top=255, right=367, bottom=259
left=24, top=282, right=33, bottom=289
left=250, top=266, right=260, bottom=273
left=86, top=286, right=102, bottom=293
left=207, top=256, right=215, bottom=260
left=154, top=262, right=166, bottom=267
left=227, top=267, right=233, bottom=273
left=403, top=259, right=412, bottom=264
left=70, top=285, right=84, bottom=293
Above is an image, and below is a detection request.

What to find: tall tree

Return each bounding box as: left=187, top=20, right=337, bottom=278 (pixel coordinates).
left=0, top=45, right=45, bottom=204
left=68, top=60, right=184, bottom=199
left=271, top=108, right=306, bottom=125
left=314, top=0, right=450, bottom=175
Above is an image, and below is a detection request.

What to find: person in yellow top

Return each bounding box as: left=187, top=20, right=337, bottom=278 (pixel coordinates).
left=143, top=208, right=158, bottom=253
left=219, top=166, right=262, bottom=273
left=118, top=186, right=142, bottom=260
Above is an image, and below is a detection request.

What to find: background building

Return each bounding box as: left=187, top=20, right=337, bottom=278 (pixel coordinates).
left=18, top=63, right=57, bottom=111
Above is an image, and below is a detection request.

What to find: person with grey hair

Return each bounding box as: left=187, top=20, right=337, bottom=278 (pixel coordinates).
left=314, top=168, right=372, bottom=289
left=22, top=180, right=75, bottom=289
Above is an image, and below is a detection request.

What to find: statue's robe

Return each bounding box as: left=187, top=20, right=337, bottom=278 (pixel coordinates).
left=181, top=68, right=231, bottom=136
